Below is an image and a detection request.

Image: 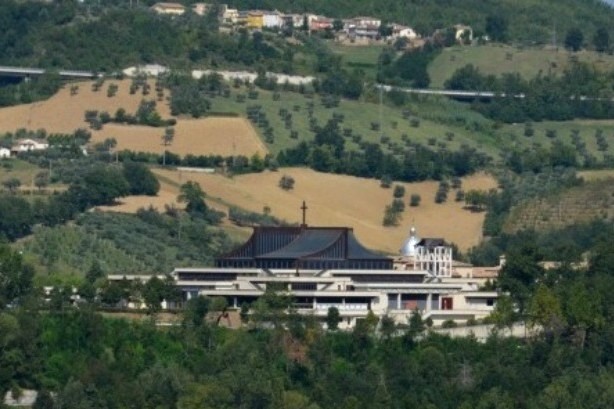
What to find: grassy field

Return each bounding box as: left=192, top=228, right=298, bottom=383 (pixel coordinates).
left=429, top=44, right=614, bottom=88
left=328, top=42, right=385, bottom=80
left=0, top=159, right=45, bottom=188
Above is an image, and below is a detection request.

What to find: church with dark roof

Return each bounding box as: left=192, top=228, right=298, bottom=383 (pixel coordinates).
left=216, top=225, right=392, bottom=270
left=216, top=201, right=392, bottom=270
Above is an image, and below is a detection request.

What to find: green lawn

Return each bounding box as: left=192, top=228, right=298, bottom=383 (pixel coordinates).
left=0, top=158, right=43, bottom=188
left=328, top=43, right=385, bottom=80
left=429, top=44, right=614, bottom=88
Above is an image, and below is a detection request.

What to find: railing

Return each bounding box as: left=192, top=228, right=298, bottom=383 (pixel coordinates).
left=315, top=303, right=368, bottom=311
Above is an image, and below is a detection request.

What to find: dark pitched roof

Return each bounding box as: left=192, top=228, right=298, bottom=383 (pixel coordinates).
left=218, top=226, right=389, bottom=262
left=416, top=238, right=447, bottom=248
left=259, top=229, right=342, bottom=259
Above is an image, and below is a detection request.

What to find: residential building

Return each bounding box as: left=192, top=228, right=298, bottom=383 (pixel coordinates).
left=310, top=16, right=332, bottom=32
left=0, top=147, right=10, bottom=158
left=236, top=10, right=249, bottom=26
left=454, top=24, right=473, bottom=43
left=283, top=13, right=306, bottom=30
left=192, top=2, right=211, bottom=16
left=11, top=138, right=49, bottom=153
left=347, top=17, right=381, bottom=39
left=263, top=10, right=283, bottom=29
left=246, top=11, right=264, bottom=29
left=150, top=2, right=186, bottom=16
left=392, top=24, right=419, bottom=40
left=222, top=7, right=239, bottom=24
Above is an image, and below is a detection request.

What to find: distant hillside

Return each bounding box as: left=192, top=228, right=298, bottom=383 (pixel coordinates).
left=428, top=45, right=614, bottom=89
left=503, top=173, right=614, bottom=233
left=228, top=0, right=613, bottom=43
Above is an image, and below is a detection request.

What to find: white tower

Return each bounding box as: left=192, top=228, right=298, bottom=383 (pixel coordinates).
left=400, top=226, right=420, bottom=257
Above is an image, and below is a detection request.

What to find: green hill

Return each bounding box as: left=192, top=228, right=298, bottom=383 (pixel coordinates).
left=428, top=45, right=614, bottom=89
left=504, top=176, right=614, bottom=233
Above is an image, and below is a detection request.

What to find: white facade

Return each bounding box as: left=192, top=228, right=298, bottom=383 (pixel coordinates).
left=192, top=3, right=210, bottom=16
left=263, top=11, right=283, bottom=28
left=0, top=147, right=10, bottom=158
left=414, top=240, right=453, bottom=277
left=11, top=138, right=49, bottom=153
left=222, top=8, right=239, bottom=24
left=393, top=25, right=419, bottom=40
left=167, top=265, right=496, bottom=329
left=150, top=2, right=186, bottom=15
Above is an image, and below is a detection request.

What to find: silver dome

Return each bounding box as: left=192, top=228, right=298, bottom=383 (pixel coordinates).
left=400, top=226, right=420, bottom=257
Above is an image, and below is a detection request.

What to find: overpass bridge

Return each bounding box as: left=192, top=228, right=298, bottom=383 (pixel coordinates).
left=376, top=83, right=614, bottom=103
left=0, top=66, right=98, bottom=79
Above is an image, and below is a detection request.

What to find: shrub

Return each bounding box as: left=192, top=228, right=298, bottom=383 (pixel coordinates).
left=410, top=118, right=420, bottom=127
left=524, top=122, right=534, bottom=137
left=391, top=199, right=405, bottom=213
left=441, top=319, right=458, bottom=328
left=380, top=175, right=392, bottom=188
left=435, top=188, right=447, bottom=204
left=410, top=194, right=421, bottom=207
left=382, top=204, right=400, bottom=226
left=393, top=184, right=405, bottom=198
left=278, top=175, right=295, bottom=190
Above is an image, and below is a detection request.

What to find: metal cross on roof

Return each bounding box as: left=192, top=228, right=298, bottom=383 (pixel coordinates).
left=301, top=200, right=308, bottom=226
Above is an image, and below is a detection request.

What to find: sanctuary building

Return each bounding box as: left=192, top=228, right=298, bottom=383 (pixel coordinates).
left=163, top=204, right=499, bottom=329
left=109, top=203, right=500, bottom=328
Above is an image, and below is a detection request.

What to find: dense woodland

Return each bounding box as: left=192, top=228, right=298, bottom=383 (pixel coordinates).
left=1, top=227, right=614, bottom=408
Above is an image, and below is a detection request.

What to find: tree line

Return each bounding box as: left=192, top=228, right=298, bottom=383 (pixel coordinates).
left=2, top=225, right=614, bottom=407
left=445, top=62, right=614, bottom=123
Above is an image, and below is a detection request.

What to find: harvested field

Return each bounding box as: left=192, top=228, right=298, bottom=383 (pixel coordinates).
left=0, top=79, right=267, bottom=157
left=91, top=117, right=267, bottom=157
left=153, top=167, right=497, bottom=253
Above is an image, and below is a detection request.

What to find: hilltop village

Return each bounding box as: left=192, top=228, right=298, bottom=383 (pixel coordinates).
left=150, top=1, right=472, bottom=47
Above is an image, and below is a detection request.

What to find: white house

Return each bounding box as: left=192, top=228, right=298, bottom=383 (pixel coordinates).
left=11, top=138, right=49, bottom=153
left=192, top=2, right=211, bottom=16
left=0, top=147, right=10, bottom=158
left=454, top=24, right=473, bottom=43
left=222, top=7, right=239, bottom=24
left=150, top=2, right=186, bottom=16
left=263, top=10, right=283, bottom=29
left=392, top=24, right=419, bottom=40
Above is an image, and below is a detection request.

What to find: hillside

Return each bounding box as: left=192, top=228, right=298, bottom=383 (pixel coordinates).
left=228, top=0, right=614, bottom=44
left=428, top=45, right=614, bottom=89
left=147, top=167, right=497, bottom=253
left=503, top=175, right=614, bottom=233
left=0, top=80, right=267, bottom=158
